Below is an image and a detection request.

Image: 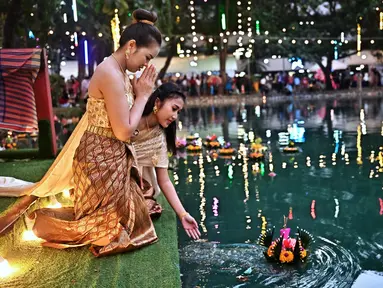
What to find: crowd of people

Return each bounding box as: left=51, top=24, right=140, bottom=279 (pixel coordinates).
left=259, top=67, right=383, bottom=96
left=58, top=75, right=90, bottom=107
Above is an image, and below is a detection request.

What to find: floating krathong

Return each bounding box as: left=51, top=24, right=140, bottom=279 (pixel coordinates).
left=258, top=217, right=314, bottom=264
left=186, top=140, right=202, bottom=153
left=204, top=134, right=221, bottom=149
left=249, top=138, right=267, bottom=160
left=282, top=141, right=300, bottom=153
left=218, top=142, right=236, bottom=155
left=186, top=134, right=199, bottom=142
left=204, top=141, right=221, bottom=149
left=205, top=134, right=217, bottom=142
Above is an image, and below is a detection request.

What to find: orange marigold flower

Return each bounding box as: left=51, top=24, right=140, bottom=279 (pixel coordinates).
left=251, top=143, right=263, bottom=150
left=300, top=249, right=307, bottom=259
left=279, top=250, right=294, bottom=263
left=267, top=245, right=274, bottom=257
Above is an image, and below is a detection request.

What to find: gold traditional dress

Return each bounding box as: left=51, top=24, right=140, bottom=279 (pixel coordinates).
left=0, top=76, right=169, bottom=257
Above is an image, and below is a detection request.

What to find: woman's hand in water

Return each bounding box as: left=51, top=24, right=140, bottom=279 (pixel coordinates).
left=132, top=64, right=157, bottom=101
left=181, top=214, right=201, bottom=240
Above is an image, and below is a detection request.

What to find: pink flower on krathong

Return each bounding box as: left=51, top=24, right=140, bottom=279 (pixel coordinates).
left=282, top=238, right=296, bottom=250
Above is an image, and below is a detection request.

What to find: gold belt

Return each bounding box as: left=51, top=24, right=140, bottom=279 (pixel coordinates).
left=86, top=125, right=131, bottom=144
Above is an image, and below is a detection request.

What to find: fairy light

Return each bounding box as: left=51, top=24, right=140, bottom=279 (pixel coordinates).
left=189, top=1, right=198, bottom=66
left=245, top=0, right=253, bottom=58
left=111, top=9, right=120, bottom=52
left=0, top=256, right=14, bottom=278
left=62, top=189, right=71, bottom=198
left=47, top=200, right=62, bottom=209
left=22, top=230, right=42, bottom=241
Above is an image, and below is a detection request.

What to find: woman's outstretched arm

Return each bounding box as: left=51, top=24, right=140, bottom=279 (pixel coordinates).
left=156, top=168, right=201, bottom=240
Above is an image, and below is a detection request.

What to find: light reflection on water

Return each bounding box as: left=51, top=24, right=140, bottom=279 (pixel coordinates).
left=175, top=98, right=383, bottom=287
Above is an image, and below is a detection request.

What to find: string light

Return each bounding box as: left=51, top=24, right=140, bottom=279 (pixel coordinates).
left=245, top=0, right=253, bottom=58
left=189, top=1, right=198, bottom=66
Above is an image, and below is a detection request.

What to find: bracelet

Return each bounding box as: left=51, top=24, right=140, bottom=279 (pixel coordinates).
left=179, top=211, right=189, bottom=219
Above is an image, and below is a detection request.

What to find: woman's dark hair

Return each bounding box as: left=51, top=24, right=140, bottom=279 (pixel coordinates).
left=119, top=9, right=162, bottom=49
left=143, top=82, right=186, bottom=154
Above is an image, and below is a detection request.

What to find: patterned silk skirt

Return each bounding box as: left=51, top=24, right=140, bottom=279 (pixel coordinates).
left=30, top=127, right=161, bottom=257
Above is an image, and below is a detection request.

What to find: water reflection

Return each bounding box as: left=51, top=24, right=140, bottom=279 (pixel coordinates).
left=176, top=98, right=383, bottom=287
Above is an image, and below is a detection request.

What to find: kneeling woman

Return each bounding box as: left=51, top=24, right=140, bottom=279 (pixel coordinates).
left=27, top=83, right=200, bottom=257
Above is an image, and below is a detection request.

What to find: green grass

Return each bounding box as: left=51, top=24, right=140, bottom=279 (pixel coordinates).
left=0, top=149, right=39, bottom=160
left=0, top=161, right=181, bottom=288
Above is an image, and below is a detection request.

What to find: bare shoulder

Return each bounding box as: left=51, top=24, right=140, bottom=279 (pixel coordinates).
left=88, top=59, right=124, bottom=99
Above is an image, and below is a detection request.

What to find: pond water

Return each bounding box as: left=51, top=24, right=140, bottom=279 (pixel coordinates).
left=174, top=97, right=383, bottom=287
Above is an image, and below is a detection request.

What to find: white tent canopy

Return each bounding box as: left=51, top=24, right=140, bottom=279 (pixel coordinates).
left=57, top=55, right=238, bottom=80
left=339, top=50, right=380, bottom=66
left=306, top=57, right=348, bottom=71
left=150, top=55, right=238, bottom=77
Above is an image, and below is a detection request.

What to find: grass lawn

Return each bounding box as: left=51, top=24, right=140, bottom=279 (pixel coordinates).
left=0, top=160, right=181, bottom=288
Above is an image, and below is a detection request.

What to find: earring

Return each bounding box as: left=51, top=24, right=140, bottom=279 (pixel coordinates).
left=125, top=49, right=131, bottom=59
left=153, top=105, right=158, bottom=114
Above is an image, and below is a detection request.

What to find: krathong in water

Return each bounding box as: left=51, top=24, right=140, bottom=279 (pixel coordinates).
left=258, top=216, right=314, bottom=264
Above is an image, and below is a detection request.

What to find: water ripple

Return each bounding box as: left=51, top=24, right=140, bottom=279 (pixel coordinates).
left=180, top=237, right=360, bottom=287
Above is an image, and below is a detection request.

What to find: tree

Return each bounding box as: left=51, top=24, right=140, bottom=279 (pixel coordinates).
left=252, top=0, right=382, bottom=90
left=131, top=0, right=223, bottom=80
left=1, top=0, right=60, bottom=48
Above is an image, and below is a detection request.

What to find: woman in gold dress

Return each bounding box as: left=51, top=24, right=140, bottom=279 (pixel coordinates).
left=0, top=9, right=200, bottom=257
